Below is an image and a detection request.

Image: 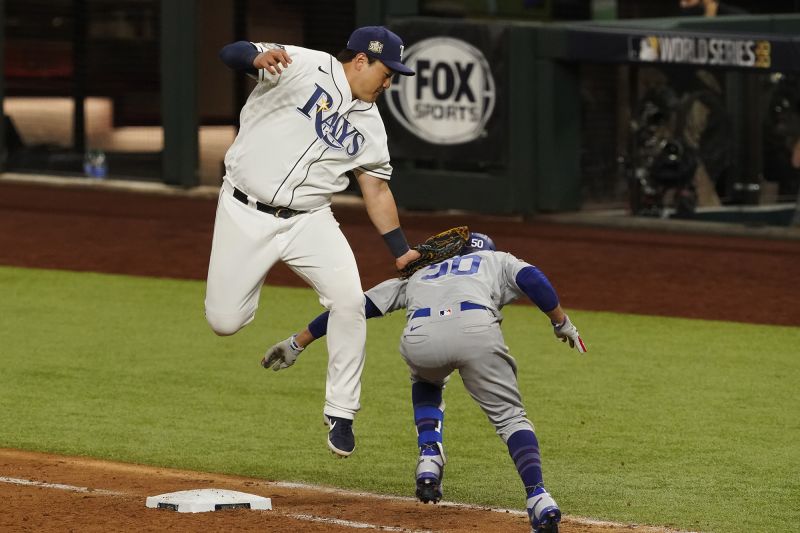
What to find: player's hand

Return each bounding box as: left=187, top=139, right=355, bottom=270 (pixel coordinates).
left=261, top=335, right=304, bottom=371
left=553, top=315, right=587, bottom=353
left=253, top=49, right=292, bottom=75
left=395, top=248, right=421, bottom=272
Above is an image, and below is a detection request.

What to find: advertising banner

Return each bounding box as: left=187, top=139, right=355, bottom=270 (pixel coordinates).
left=563, top=27, right=800, bottom=72
left=383, top=21, right=508, bottom=166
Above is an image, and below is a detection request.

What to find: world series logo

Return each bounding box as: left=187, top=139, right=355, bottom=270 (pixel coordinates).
left=386, top=37, right=496, bottom=145
left=629, top=34, right=771, bottom=69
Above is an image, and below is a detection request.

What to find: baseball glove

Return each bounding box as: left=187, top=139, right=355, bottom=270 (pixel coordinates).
left=399, top=226, right=470, bottom=279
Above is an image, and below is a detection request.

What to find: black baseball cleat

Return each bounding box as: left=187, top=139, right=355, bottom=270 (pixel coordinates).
left=324, top=415, right=355, bottom=457
left=415, top=476, right=442, bottom=504
left=415, top=445, right=445, bottom=503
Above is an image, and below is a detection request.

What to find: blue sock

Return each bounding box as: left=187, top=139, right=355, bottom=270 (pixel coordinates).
left=412, top=381, right=443, bottom=455
left=507, top=429, right=545, bottom=497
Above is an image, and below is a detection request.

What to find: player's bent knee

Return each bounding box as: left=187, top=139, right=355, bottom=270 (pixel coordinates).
left=205, top=308, right=254, bottom=336
left=206, top=316, right=244, bottom=336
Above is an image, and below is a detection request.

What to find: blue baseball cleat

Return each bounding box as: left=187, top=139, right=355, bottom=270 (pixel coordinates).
left=527, top=490, right=561, bottom=533
left=324, top=415, right=355, bottom=457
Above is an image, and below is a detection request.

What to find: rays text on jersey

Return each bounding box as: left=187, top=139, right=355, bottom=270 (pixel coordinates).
left=297, top=84, right=366, bottom=156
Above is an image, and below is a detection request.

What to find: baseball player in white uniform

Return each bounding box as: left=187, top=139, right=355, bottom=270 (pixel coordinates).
left=262, top=232, right=587, bottom=533
left=205, top=26, right=419, bottom=457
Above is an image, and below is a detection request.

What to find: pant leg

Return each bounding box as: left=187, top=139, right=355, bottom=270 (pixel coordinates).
left=457, top=323, right=535, bottom=442
left=205, top=190, right=281, bottom=336
left=282, top=208, right=365, bottom=419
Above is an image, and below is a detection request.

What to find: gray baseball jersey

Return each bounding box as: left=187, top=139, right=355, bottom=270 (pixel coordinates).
left=365, top=251, right=536, bottom=441
left=366, top=250, right=528, bottom=319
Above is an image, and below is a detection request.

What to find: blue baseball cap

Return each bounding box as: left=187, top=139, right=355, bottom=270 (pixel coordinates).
left=346, top=26, right=415, bottom=76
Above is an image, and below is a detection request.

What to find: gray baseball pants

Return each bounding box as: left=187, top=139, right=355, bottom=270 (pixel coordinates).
left=399, top=304, right=534, bottom=442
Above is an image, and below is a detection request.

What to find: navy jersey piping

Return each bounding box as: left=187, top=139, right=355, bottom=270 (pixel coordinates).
left=289, top=147, right=331, bottom=205
left=329, top=55, right=343, bottom=107
left=269, top=138, right=320, bottom=206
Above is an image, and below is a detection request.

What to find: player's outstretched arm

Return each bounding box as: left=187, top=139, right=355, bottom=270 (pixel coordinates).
left=261, top=297, right=385, bottom=371
left=355, top=171, right=421, bottom=271
left=514, top=265, right=587, bottom=353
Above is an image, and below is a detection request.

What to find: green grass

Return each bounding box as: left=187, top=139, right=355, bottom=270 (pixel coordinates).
left=1, top=266, right=798, bottom=532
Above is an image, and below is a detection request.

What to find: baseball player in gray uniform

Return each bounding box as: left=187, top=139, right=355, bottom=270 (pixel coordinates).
left=205, top=26, right=419, bottom=458
left=262, top=232, right=587, bottom=533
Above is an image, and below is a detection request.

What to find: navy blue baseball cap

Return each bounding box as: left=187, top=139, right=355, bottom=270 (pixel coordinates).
left=346, top=26, right=415, bottom=76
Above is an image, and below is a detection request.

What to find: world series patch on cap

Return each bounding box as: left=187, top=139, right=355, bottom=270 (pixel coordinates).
left=346, top=26, right=415, bottom=76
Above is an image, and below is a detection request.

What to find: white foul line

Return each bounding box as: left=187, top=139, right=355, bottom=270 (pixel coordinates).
left=285, top=513, right=432, bottom=532
left=0, top=476, right=123, bottom=495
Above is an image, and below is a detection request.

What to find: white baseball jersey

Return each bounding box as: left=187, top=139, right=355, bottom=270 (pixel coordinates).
left=365, top=251, right=531, bottom=319
left=206, top=41, right=399, bottom=421
left=224, top=44, right=393, bottom=210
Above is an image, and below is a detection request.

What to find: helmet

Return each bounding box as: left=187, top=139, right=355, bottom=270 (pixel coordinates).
left=462, top=232, right=496, bottom=254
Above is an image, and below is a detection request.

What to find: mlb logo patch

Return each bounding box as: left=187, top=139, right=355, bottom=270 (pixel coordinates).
left=368, top=40, right=384, bottom=54
left=439, top=308, right=452, bottom=317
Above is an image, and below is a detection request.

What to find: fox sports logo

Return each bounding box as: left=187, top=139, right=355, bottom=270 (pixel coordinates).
left=386, top=37, right=496, bottom=145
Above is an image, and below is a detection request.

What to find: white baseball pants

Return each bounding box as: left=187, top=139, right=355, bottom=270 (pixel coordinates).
left=205, top=185, right=366, bottom=419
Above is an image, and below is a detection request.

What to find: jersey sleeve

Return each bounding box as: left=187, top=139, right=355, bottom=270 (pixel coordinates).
left=496, top=252, right=531, bottom=304
left=355, top=111, right=393, bottom=180
left=364, top=278, right=407, bottom=314
left=357, top=160, right=393, bottom=181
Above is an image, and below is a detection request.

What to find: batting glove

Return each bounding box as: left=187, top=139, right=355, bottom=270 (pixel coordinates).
left=261, top=335, right=304, bottom=371
left=553, top=315, right=587, bottom=353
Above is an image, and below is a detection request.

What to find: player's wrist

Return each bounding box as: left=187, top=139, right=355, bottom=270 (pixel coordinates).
left=289, top=334, right=305, bottom=352
left=382, top=227, right=410, bottom=258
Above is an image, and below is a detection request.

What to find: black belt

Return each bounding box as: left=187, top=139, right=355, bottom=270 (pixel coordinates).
left=232, top=187, right=304, bottom=219
left=411, top=301, right=488, bottom=319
